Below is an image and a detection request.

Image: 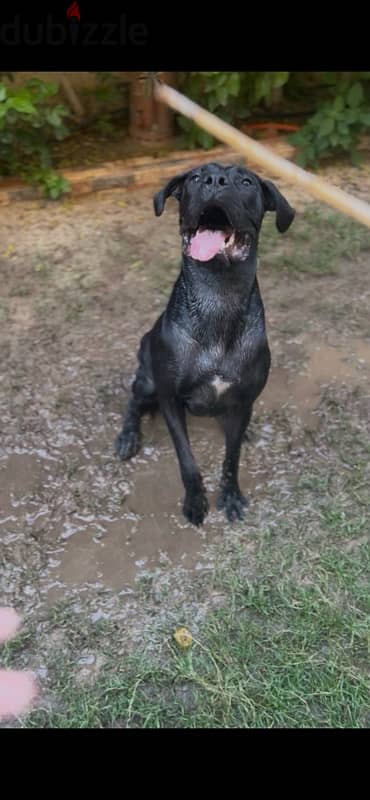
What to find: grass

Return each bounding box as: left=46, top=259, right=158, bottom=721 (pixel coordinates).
left=260, top=203, right=370, bottom=274
left=2, top=385, right=370, bottom=728
left=3, top=537, right=369, bottom=728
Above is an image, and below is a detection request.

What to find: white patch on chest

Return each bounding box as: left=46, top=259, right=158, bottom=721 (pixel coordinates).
left=211, top=375, right=232, bottom=397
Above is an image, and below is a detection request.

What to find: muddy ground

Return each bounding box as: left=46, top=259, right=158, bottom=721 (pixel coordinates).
left=1, top=160, right=370, bottom=722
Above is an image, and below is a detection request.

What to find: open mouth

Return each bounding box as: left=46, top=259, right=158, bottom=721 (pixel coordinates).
left=183, top=205, right=251, bottom=263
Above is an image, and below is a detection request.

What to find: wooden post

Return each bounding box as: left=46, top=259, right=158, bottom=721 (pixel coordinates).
left=130, top=72, right=175, bottom=146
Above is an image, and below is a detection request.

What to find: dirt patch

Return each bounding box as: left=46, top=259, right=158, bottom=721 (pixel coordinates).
left=1, top=171, right=370, bottom=640
left=258, top=340, right=370, bottom=426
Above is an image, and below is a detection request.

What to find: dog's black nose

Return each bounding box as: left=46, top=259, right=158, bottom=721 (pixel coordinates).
left=203, top=173, right=228, bottom=188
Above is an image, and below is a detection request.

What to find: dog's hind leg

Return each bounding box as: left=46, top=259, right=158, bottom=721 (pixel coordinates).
left=217, top=404, right=252, bottom=522
left=115, top=334, right=158, bottom=461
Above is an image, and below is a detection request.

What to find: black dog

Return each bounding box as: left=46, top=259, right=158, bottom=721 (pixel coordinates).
left=115, top=162, right=295, bottom=525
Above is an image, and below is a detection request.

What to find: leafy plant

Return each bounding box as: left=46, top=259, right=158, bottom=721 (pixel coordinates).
left=92, top=72, right=124, bottom=104
left=176, top=72, right=242, bottom=149
left=28, top=169, right=70, bottom=200
left=246, top=71, right=290, bottom=106
left=177, top=72, right=290, bottom=149
left=289, top=76, right=370, bottom=167
left=176, top=72, right=370, bottom=164
left=0, top=76, right=70, bottom=198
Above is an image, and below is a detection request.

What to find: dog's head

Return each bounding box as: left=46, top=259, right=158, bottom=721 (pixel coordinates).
left=153, top=162, right=295, bottom=263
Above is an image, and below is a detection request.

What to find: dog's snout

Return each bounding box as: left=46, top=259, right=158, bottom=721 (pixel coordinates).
left=203, top=173, right=228, bottom=189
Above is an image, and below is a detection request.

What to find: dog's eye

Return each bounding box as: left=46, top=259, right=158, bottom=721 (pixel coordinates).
left=191, top=175, right=200, bottom=182
left=242, top=177, right=252, bottom=186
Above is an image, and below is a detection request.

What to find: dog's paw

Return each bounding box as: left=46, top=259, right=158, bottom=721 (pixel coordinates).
left=115, top=429, right=141, bottom=461
left=217, top=488, right=248, bottom=522
left=183, top=490, right=209, bottom=527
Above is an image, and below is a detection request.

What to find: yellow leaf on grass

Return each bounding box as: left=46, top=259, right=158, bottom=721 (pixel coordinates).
left=174, top=627, right=193, bottom=649
left=3, top=244, right=14, bottom=257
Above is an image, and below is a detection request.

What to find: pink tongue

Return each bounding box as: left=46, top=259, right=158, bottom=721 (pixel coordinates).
left=189, top=229, right=225, bottom=262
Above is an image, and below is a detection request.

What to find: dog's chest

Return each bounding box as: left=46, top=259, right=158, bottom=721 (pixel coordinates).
left=179, top=342, right=242, bottom=415
left=194, top=341, right=240, bottom=384
left=182, top=374, right=237, bottom=416
left=210, top=375, right=232, bottom=397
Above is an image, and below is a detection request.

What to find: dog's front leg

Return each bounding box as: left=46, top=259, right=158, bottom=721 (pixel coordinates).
left=217, top=405, right=252, bottom=522
left=160, top=398, right=209, bottom=526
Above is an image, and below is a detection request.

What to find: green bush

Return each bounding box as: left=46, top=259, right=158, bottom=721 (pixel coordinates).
left=177, top=72, right=290, bottom=149
left=289, top=75, right=370, bottom=167
left=1, top=72, right=370, bottom=190
left=0, top=75, right=70, bottom=198
left=177, top=72, right=370, bottom=166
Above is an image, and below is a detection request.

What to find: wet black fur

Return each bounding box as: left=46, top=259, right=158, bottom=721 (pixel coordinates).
left=115, top=163, right=295, bottom=525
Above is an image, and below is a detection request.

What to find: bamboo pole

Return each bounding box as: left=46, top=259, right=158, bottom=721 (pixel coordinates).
left=154, top=80, right=370, bottom=230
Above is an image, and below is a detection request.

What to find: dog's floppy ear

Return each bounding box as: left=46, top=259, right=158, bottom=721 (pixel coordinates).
left=259, top=178, right=295, bottom=233
left=153, top=171, right=189, bottom=217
